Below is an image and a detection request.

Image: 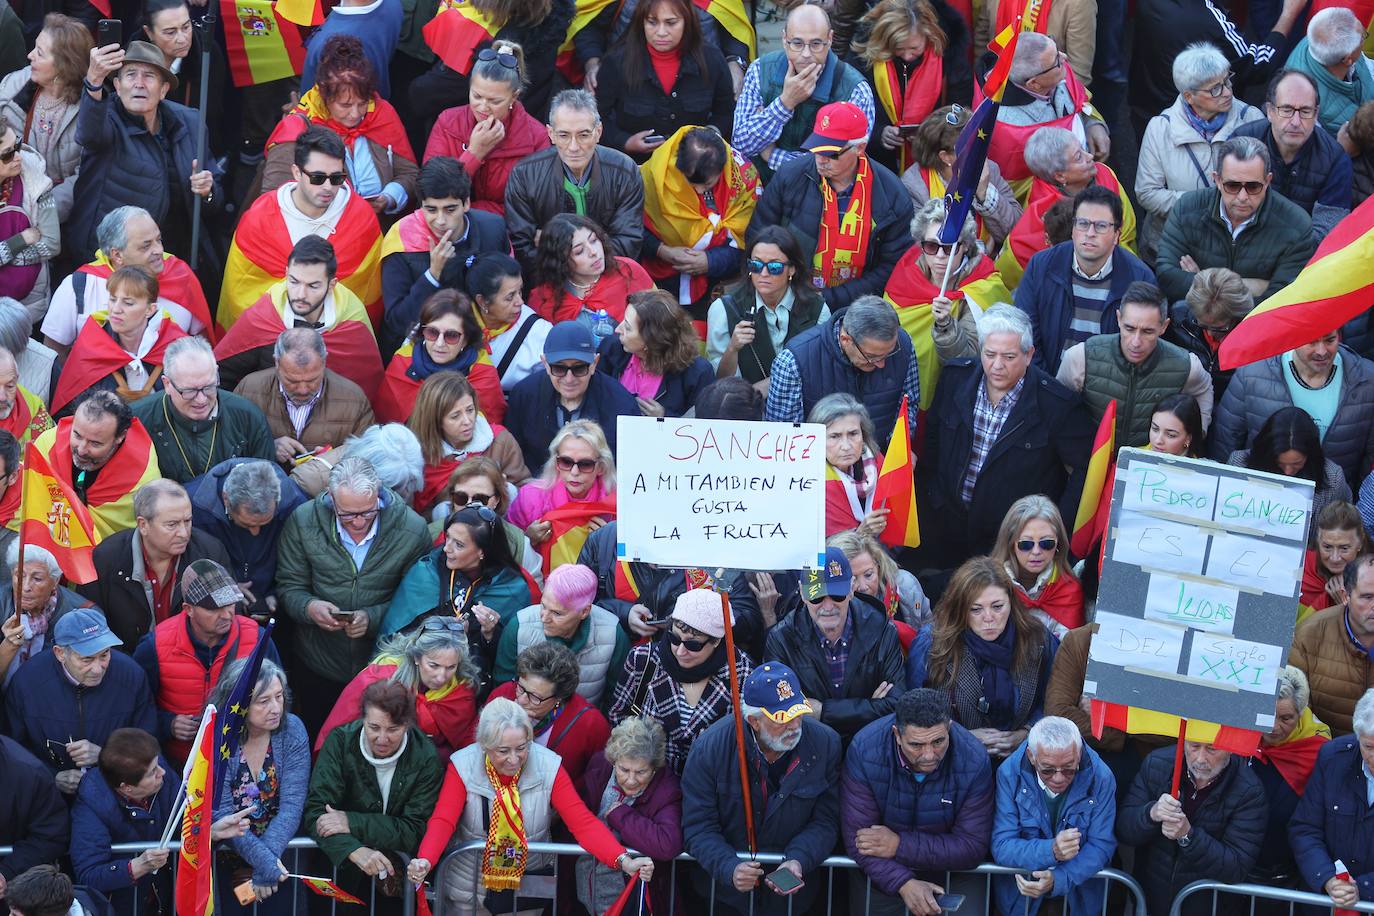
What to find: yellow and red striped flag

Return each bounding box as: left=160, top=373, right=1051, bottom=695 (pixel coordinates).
left=220, top=0, right=307, bottom=87
left=1219, top=195, right=1374, bottom=370
left=275, top=0, right=325, bottom=27
left=1069, top=400, right=1116, bottom=558
left=537, top=497, right=617, bottom=576
left=872, top=394, right=920, bottom=548
left=294, top=875, right=365, bottom=905
left=690, top=0, right=756, bottom=59
left=19, top=442, right=98, bottom=583
left=1091, top=699, right=1262, bottom=756
left=176, top=706, right=217, bottom=916
left=422, top=0, right=501, bottom=75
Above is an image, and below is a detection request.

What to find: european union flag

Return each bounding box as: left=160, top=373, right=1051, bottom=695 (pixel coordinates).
left=212, top=620, right=275, bottom=809
left=937, top=97, right=1001, bottom=247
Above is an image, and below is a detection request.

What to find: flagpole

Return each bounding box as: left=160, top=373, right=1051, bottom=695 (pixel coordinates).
left=936, top=242, right=959, bottom=299
left=1169, top=718, right=1188, bottom=798
left=10, top=449, right=25, bottom=625
left=717, top=571, right=757, bottom=856
left=159, top=704, right=217, bottom=845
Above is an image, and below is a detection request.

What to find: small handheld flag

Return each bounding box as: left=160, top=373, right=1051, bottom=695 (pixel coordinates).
left=289, top=875, right=366, bottom=905
left=871, top=395, right=920, bottom=548
left=175, top=705, right=218, bottom=916
left=1069, top=401, right=1116, bottom=559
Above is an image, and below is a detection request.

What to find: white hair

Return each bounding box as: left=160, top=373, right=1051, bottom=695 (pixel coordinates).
left=1023, top=126, right=1080, bottom=182
left=340, top=424, right=424, bottom=501
left=1171, top=42, right=1230, bottom=93
left=1353, top=689, right=1374, bottom=738
left=1274, top=665, right=1311, bottom=714
left=5, top=542, right=59, bottom=578
left=977, top=304, right=1034, bottom=353
left=1027, top=716, right=1083, bottom=753
left=476, top=697, right=533, bottom=749
left=1010, top=32, right=1056, bottom=85
left=1308, top=7, right=1365, bottom=66
left=163, top=336, right=217, bottom=381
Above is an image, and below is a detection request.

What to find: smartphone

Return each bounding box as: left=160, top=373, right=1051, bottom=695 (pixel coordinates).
left=765, top=866, right=803, bottom=895
left=935, top=893, right=966, bottom=911
left=233, top=881, right=257, bottom=906
left=642, top=616, right=674, bottom=628
left=897, top=123, right=921, bottom=135
left=646, top=134, right=665, bottom=143
left=329, top=610, right=356, bottom=621
left=97, top=18, right=121, bottom=49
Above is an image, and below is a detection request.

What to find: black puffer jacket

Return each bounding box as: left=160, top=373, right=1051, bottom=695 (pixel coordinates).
left=0, top=736, right=69, bottom=880
left=1165, top=301, right=1236, bottom=402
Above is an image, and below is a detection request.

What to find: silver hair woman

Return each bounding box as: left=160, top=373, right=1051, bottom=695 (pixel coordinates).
left=408, top=696, right=653, bottom=915
left=291, top=423, right=426, bottom=500
left=0, top=542, right=72, bottom=688
left=809, top=393, right=887, bottom=539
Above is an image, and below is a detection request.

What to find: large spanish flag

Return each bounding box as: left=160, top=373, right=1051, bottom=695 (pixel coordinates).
left=219, top=187, right=383, bottom=332
left=1069, top=399, right=1115, bottom=558
left=423, top=0, right=501, bottom=75
left=1091, top=700, right=1261, bottom=756
left=77, top=250, right=214, bottom=343
left=221, top=0, right=308, bottom=87
left=51, top=313, right=187, bottom=415
left=690, top=0, right=755, bottom=58
left=537, top=496, right=617, bottom=577
left=19, top=442, right=99, bottom=583
left=176, top=705, right=217, bottom=916
left=1219, top=195, right=1374, bottom=370
left=32, top=418, right=161, bottom=540
left=872, top=394, right=919, bottom=548
left=275, top=0, right=324, bottom=26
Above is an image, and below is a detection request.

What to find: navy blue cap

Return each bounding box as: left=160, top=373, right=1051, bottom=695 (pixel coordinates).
left=543, top=321, right=596, bottom=365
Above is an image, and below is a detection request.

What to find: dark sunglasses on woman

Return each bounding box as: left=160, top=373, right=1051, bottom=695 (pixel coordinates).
left=668, top=630, right=713, bottom=652
left=555, top=455, right=598, bottom=472
left=1017, top=537, right=1057, bottom=552
left=747, top=258, right=788, bottom=276
left=420, top=325, right=464, bottom=344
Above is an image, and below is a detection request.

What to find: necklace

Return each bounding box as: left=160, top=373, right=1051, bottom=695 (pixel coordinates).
left=162, top=395, right=218, bottom=476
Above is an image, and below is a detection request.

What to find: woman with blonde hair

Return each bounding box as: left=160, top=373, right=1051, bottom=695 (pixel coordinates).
left=507, top=420, right=616, bottom=570
left=827, top=529, right=931, bottom=642
left=597, top=289, right=714, bottom=417
left=989, top=495, right=1084, bottom=638
left=907, top=556, right=1057, bottom=758
left=407, top=371, right=528, bottom=516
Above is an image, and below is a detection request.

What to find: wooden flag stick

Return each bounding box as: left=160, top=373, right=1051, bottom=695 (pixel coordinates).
left=717, top=570, right=756, bottom=856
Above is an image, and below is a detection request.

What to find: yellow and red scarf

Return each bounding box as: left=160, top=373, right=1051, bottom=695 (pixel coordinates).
left=872, top=55, right=943, bottom=173
left=482, top=757, right=527, bottom=891
left=814, top=156, right=874, bottom=289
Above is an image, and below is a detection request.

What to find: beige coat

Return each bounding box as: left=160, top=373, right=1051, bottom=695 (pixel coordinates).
left=0, top=68, right=80, bottom=223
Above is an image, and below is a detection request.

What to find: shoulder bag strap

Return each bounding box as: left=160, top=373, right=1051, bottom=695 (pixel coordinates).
left=496, top=314, right=540, bottom=377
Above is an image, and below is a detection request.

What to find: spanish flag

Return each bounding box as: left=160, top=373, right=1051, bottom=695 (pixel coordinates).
left=871, top=395, right=919, bottom=548
left=1218, top=195, right=1374, bottom=371
left=537, top=497, right=616, bottom=577
left=0, top=385, right=52, bottom=449
left=176, top=706, right=217, bottom=916
left=32, top=418, right=162, bottom=540
left=19, top=442, right=98, bottom=583
left=423, top=0, right=501, bottom=75
left=219, top=187, right=383, bottom=332
left=275, top=0, right=324, bottom=26
left=1091, top=700, right=1262, bottom=756
left=689, top=0, right=755, bottom=58
left=50, top=312, right=186, bottom=415
left=1069, top=399, right=1115, bottom=559
left=557, top=0, right=619, bottom=82
left=220, top=0, right=308, bottom=87
left=296, top=876, right=364, bottom=905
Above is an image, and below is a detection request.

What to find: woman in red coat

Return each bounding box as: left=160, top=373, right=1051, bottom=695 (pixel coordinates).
left=990, top=495, right=1084, bottom=639
left=527, top=214, right=652, bottom=326
left=314, top=619, right=480, bottom=760
left=422, top=41, right=551, bottom=216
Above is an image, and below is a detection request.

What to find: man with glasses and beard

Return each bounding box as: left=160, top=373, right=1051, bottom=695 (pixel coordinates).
left=131, top=336, right=275, bottom=484
left=214, top=236, right=384, bottom=398
left=1155, top=136, right=1314, bottom=304
left=220, top=125, right=384, bottom=331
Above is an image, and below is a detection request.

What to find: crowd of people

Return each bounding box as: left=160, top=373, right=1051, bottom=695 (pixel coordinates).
left=0, top=0, right=1369, bottom=912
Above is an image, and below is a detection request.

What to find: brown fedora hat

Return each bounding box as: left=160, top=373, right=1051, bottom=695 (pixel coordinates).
left=120, top=40, right=178, bottom=91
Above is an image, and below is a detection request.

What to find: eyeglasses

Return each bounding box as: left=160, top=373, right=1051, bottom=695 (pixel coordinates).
left=420, top=325, right=464, bottom=345
left=548, top=362, right=591, bottom=378
left=515, top=682, right=555, bottom=704
left=1017, top=537, right=1058, bottom=553
left=1219, top=180, right=1266, bottom=196
left=919, top=239, right=955, bottom=257
left=1029, top=51, right=1065, bottom=81
left=1194, top=75, right=1232, bottom=98
left=421, top=616, right=464, bottom=632
left=552, top=130, right=597, bottom=146
left=782, top=37, right=830, bottom=53
left=302, top=170, right=347, bottom=186
left=167, top=378, right=218, bottom=401
left=555, top=455, right=599, bottom=472
left=0, top=145, right=18, bottom=163
left=477, top=47, right=519, bottom=69
left=747, top=258, right=788, bottom=276
left=335, top=506, right=380, bottom=523
left=1198, top=322, right=1234, bottom=338
left=1035, top=764, right=1079, bottom=779
left=852, top=339, right=899, bottom=367
left=450, top=489, right=497, bottom=508
left=1072, top=217, right=1117, bottom=235
left=668, top=629, right=714, bottom=652
left=1272, top=104, right=1318, bottom=121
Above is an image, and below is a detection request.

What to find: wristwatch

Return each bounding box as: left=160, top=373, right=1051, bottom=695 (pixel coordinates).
left=1177, top=830, right=1194, bottom=848
left=614, top=852, right=630, bottom=870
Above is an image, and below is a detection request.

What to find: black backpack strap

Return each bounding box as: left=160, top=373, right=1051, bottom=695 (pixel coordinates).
left=73, top=270, right=88, bottom=316
left=496, top=314, right=540, bottom=378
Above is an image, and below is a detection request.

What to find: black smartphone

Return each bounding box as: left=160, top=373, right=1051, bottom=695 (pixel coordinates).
left=329, top=610, right=356, bottom=621
left=765, top=866, right=803, bottom=895
left=97, top=18, right=121, bottom=49
left=935, top=893, right=966, bottom=911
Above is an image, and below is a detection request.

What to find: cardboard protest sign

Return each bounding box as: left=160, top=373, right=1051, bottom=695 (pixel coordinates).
left=615, top=416, right=827, bottom=571
left=1085, top=448, right=1314, bottom=732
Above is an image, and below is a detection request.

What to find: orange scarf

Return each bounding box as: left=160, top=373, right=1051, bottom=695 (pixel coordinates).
left=814, top=156, right=874, bottom=289
left=873, top=54, right=943, bottom=173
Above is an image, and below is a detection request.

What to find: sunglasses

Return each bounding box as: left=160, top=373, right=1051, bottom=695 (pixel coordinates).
left=548, top=362, right=591, bottom=378
left=421, top=616, right=464, bottom=632
left=477, top=47, right=519, bottom=69
left=668, top=629, right=713, bottom=652
left=1035, top=764, right=1079, bottom=778
left=303, top=170, right=347, bottom=186
left=747, top=258, right=788, bottom=276
left=0, top=145, right=17, bottom=163
left=944, top=104, right=964, bottom=125
left=555, top=455, right=599, bottom=472
left=421, top=325, right=464, bottom=345
left=919, top=239, right=955, bottom=257
left=451, top=489, right=496, bottom=507
left=1017, top=537, right=1058, bottom=553
left=1219, top=180, right=1265, bottom=196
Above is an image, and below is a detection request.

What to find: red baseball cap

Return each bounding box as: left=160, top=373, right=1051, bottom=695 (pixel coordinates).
left=802, top=102, right=870, bottom=154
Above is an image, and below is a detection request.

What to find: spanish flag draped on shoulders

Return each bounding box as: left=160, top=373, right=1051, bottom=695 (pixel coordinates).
left=423, top=0, right=503, bottom=75
left=528, top=258, right=654, bottom=324
left=0, top=381, right=52, bottom=450
left=267, top=87, right=415, bottom=178
left=375, top=338, right=505, bottom=425
left=641, top=126, right=759, bottom=309
left=213, top=281, right=384, bottom=399
left=219, top=182, right=384, bottom=333
left=33, top=417, right=161, bottom=539
left=980, top=58, right=1096, bottom=190
left=77, top=250, right=214, bottom=342
left=508, top=478, right=616, bottom=577
left=994, top=163, right=1134, bottom=289
left=557, top=0, right=618, bottom=82
left=50, top=312, right=188, bottom=415
left=884, top=247, right=1010, bottom=409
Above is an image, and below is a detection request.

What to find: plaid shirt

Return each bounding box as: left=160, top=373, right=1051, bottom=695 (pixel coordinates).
left=960, top=375, right=1026, bottom=504
left=609, top=642, right=754, bottom=775
left=731, top=58, right=876, bottom=173
left=818, top=613, right=855, bottom=692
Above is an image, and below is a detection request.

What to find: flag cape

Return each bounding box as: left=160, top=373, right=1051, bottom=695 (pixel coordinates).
left=641, top=128, right=758, bottom=304
left=78, top=250, right=215, bottom=343
left=825, top=454, right=880, bottom=535
left=381, top=209, right=440, bottom=260
left=417, top=421, right=510, bottom=509
left=375, top=339, right=505, bottom=424
left=220, top=0, right=307, bottom=87
left=976, top=59, right=1090, bottom=184
left=0, top=385, right=51, bottom=450
left=297, top=876, right=365, bottom=905
left=1069, top=399, right=1114, bottom=558
left=176, top=705, right=217, bottom=916
left=19, top=442, right=99, bottom=582
left=212, top=622, right=275, bottom=809
left=872, top=394, right=920, bottom=548
left=871, top=53, right=944, bottom=174
left=32, top=418, right=161, bottom=540
left=275, top=0, right=324, bottom=26
left=423, top=0, right=502, bottom=75
left=267, top=88, right=415, bottom=162
left=527, top=258, right=654, bottom=324
left=212, top=283, right=384, bottom=399
left=220, top=188, right=383, bottom=332
left=536, top=497, right=617, bottom=576
left=1019, top=566, right=1085, bottom=629
left=1252, top=710, right=1329, bottom=794
left=689, top=0, right=756, bottom=58
left=557, top=0, right=620, bottom=82
left=1091, top=699, right=1262, bottom=756
left=50, top=313, right=188, bottom=415
left=1218, top=195, right=1374, bottom=370
left=883, top=252, right=1007, bottom=410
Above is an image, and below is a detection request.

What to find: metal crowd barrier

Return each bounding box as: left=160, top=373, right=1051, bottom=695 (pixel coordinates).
left=1168, top=880, right=1374, bottom=916
left=424, top=840, right=1148, bottom=916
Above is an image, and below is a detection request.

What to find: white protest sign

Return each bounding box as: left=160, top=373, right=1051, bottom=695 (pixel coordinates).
left=1142, top=575, right=1238, bottom=634
left=1110, top=513, right=1207, bottom=576
left=1205, top=531, right=1304, bottom=599
left=1089, top=611, right=1186, bottom=675
left=1186, top=634, right=1284, bottom=695
left=615, top=416, right=827, bottom=571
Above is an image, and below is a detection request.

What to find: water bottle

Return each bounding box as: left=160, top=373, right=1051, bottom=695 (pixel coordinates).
left=590, top=308, right=616, bottom=347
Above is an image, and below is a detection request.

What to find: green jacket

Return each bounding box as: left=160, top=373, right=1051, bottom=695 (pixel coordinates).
left=1154, top=186, right=1315, bottom=303
left=380, top=550, right=534, bottom=636
left=276, top=488, right=430, bottom=683
left=131, top=390, right=275, bottom=483
left=303, top=720, right=441, bottom=871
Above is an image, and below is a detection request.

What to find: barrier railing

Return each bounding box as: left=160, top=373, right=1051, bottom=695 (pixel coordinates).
left=424, top=840, right=1148, bottom=916
left=1168, top=879, right=1374, bottom=916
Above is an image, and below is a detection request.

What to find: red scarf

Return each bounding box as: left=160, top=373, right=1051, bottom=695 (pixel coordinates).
left=1019, top=569, right=1086, bottom=630
left=873, top=54, right=943, bottom=172
left=885, top=248, right=998, bottom=306
left=1300, top=550, right=1336, bottom=613
left=527, top=258, right=652, bottom=323
left=266, top=91, right=415, bottom=163
left=814, top=156, right=874, bottom=289
left=1253, top=734, right=1327, bottom=795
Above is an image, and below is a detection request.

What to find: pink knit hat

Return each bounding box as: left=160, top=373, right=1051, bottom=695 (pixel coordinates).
left=671, top=588, right=733, bottom=639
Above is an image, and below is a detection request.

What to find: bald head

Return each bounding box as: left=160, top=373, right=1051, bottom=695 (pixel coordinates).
left=0, top=347, right=17, bottom=421
left=786, top=3, right=829, bottom=30
left=783, top=3, right=833, bottom=67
